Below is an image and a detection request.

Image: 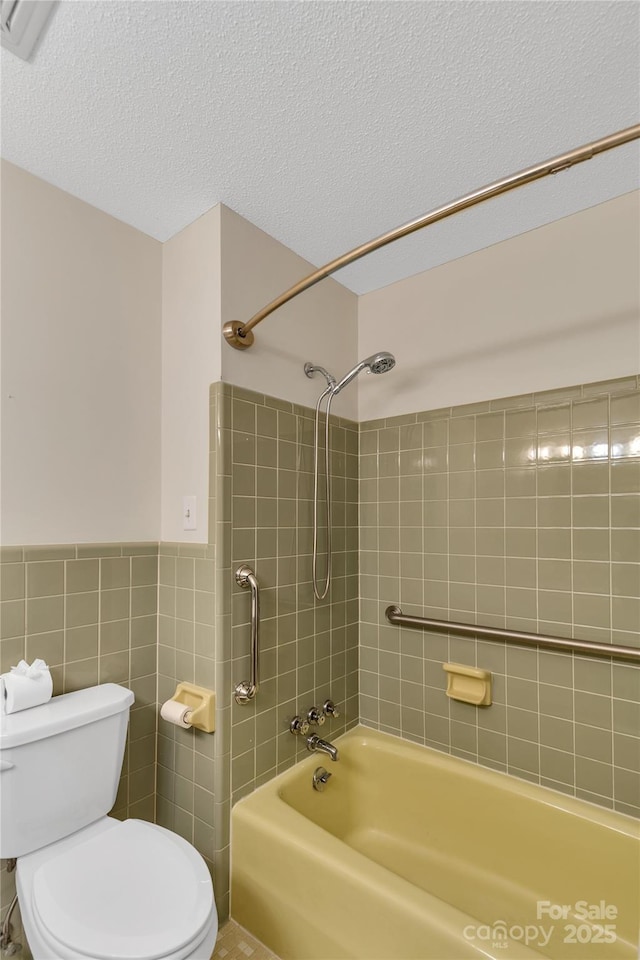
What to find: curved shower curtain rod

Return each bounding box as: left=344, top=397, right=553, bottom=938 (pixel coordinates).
left=223, top=123, right=640, bottom=350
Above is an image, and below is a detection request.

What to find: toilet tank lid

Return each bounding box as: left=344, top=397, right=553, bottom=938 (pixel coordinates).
left=0, top=684, right=134, bottom=749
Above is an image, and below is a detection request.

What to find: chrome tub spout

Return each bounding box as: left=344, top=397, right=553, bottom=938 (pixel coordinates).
left=305, top=734, right=339, bottom=761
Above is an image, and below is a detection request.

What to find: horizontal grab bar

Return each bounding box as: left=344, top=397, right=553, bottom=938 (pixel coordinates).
left=385, top=606, right=640, bottom=664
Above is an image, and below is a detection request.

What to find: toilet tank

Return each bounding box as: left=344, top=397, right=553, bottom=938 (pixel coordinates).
left=0, top=683, right=134, bottom=858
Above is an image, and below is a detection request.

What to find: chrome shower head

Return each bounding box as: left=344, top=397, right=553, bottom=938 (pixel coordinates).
left=332, top=351, right=396, bottom=395
left=365, top=352, right=396, bottom=375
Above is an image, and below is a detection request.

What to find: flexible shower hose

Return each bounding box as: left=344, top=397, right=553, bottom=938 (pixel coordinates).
left=311, top=385, right=334, bottom=600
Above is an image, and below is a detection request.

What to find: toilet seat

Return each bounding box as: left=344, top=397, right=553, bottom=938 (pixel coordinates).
left=29, top=819, right=215, bottom=960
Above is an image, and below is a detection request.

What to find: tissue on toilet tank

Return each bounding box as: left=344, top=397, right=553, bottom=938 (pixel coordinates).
left=1, top=659, right=53, bottom=714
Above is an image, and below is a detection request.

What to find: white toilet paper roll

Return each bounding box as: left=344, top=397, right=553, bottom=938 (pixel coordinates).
left=2, top=666, right=53, bottom=714
left=160, top=699, right=192, bottom=728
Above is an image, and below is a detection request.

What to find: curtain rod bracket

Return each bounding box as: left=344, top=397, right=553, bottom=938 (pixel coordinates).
left=223, top=320, right=254, bottom=350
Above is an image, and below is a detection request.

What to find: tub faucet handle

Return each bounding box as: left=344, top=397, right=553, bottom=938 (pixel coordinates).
left=306, top=706, right=326, bottom=726
left=290, top=715, right=310, bottom=736
left=323, top=699, right=340, bottom=719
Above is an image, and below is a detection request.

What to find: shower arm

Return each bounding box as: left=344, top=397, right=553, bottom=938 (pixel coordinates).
left=223, top=123, right=640, bottom=350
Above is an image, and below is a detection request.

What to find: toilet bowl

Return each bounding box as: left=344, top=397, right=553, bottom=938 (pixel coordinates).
left=16, top=817, right=218, bottom=960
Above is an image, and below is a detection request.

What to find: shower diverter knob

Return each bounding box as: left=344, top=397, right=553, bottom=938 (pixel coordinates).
left=306, top=706, right=326, bottom=726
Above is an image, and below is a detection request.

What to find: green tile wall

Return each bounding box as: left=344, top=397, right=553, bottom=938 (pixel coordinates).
left=3, top=373, right=637, bottom=947
left=0, top=542, right=158, bottom=950
left=207, top=382, right=360, bottom=916
left=156, top=542, right=217, bottom=887
left=359, top=376, right=640, bottom=817
left=211, top=383, right=359, bottom=794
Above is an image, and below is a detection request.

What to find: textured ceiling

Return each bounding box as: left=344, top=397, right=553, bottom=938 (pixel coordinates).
left=1, top=1, right=639, bottom=294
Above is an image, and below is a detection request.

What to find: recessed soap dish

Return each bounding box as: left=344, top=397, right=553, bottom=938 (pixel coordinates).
left=443, top=662, right=492, bottom=706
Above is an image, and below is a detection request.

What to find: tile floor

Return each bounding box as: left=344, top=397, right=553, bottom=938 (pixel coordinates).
left=212, top=919, right=279, bottom=960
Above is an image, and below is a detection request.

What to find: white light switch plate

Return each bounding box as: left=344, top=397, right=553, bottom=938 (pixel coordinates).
left=183, top=496, right=197, bottom=530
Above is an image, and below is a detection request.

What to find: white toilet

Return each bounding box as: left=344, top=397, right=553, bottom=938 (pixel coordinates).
left=0, top=683, right=218, bottom=960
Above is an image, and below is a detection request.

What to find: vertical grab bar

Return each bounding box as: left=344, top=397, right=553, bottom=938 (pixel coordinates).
left=234, top=564, right=260, bottom=704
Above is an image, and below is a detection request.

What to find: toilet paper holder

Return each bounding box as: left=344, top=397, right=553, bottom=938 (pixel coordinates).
left=164, top=682, right=216, bottom=733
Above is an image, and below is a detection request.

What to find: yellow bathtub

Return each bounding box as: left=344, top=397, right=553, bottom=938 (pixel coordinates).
left=231, top=726, right=639, bottom=960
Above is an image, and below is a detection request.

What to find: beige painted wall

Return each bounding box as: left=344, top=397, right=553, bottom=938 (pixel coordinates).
left=358, top=191, right=640, bottom=421
left=0, top=160, right=162, bottom=544
left=4, top=164, right=637, bottom=550
left=220, top=205, right=359, bottom=420
left=161, top=206, right=221, bottom=543
left=161, top=203, right=358, bottom=542
left=0, top=169, right=356, bottom=548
